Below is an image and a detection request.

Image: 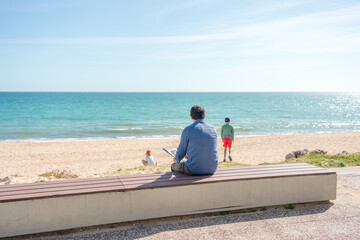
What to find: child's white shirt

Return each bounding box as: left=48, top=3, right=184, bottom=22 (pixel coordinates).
left=145, top=155, right=155, bottom=165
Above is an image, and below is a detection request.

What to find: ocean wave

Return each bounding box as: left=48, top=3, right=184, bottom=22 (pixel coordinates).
left=105, top=127, right=184, bottom=134
left=109, top=123, right=138, bottom=127
left=214, top=126, right=258, bottom=132
left=0, top=135, right=182, bottom=143
left=0, top=137, right=115, bottom=143
left=15, top=130, right=39, bottom=133
left=106, top=128, right=143, bottom=131
left=1, top=130, right=359, bottom=143
left=273, top=121, right=360, bottom=129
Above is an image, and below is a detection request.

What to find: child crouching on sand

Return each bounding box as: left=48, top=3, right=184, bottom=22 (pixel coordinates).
left=142, top=150, right=157, bottom=166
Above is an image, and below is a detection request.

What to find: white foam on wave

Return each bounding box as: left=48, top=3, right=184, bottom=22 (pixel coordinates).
left=0, top=135, right=182, bottom=143
left=1, top=130, right=359, bottom=143
left=106, top=127, right=143, bottom=131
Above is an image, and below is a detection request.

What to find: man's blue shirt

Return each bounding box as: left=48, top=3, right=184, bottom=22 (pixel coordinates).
left=175, top=119, right=218, bottom=175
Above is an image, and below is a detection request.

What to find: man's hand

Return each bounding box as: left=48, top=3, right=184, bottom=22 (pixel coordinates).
left=173, top=158, right=177, bottom=163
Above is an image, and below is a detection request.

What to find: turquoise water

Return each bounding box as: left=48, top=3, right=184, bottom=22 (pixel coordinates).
left=0, top=92, right=359, bottom=142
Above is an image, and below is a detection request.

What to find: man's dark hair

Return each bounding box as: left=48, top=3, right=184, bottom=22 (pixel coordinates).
left=190, top=105, right=205, bottom=120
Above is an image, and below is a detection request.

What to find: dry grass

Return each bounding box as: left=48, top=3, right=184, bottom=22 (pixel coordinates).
left=108, top=160, right=250, bottom=176
left=218, top=161, right=249, bottom=168
left=113, top=165, right=169, bottom=176
left=39, top=170, right=78, bottom=179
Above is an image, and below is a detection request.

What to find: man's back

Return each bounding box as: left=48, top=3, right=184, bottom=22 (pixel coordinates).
left=176, top=119, right=218, bottom=175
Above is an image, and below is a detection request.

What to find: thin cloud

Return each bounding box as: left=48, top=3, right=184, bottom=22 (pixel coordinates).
left=1, top=3, right=359, bottom=58
left=250, top=1, right=312, bottom=15
left=2, top=3, right=359, bottom=44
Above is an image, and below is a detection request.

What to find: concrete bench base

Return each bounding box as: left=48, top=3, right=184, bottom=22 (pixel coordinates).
left=0, top=172, right=336, bottom=238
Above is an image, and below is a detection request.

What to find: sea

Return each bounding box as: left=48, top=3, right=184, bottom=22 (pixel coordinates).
left=0, top=92, right=359, bottom=142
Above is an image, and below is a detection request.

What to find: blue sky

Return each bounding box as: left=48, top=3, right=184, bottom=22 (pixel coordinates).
left=0, top=0, right=359, bottom=92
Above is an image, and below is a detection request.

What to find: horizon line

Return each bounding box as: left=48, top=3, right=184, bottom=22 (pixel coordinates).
left=0, top=91, right=359, bottom=94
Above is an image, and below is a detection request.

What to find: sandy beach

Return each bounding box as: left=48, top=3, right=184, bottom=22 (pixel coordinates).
left=19, top=167, right=359, bottom=240
left=1, top=132, right=360, bottom=184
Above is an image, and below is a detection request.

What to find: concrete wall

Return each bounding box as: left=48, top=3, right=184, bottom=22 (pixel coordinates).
left=0, top=174, right=336, bottom=238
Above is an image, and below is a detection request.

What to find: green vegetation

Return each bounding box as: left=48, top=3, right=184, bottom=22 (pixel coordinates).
left=209, top=208, right=257, bottom=217
left=284, top=152, right=360, bottom=168
left=284, top=204, right=295, bottom=210
left=260, top=152, right=360, bottom=168
left=260, top=207, right=267, bottom=211
left=234, top=208, right=257, bottom=214
left=39, top=170, right=78, bottom=179
left=220, top=211, right=230, bottom=215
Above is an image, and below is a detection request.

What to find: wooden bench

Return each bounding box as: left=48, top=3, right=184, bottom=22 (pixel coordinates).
left=0, top=163, right=336, bottom=238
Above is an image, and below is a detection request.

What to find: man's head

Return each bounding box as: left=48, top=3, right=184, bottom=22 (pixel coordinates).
left=190, top=105, right=205, bottom=121
left=225, top=117, right=230, bottom=123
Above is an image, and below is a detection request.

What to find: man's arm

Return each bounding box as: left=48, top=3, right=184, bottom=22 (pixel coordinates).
left=174, top=128, right=188, bottom=163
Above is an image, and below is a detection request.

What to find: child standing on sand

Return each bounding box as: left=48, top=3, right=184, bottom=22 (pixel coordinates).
left=221, top=117, right=234, bottom=162
left=142, top=150, right=157, bottom=166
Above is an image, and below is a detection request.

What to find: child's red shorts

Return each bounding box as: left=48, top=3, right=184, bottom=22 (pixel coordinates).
left=223, top=138, right=233, bottom=148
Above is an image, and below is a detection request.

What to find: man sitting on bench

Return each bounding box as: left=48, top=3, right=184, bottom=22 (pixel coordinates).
left=172, top=105, right=218, bottom=175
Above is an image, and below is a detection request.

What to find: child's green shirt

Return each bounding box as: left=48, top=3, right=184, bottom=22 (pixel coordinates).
left=221, top=124, right=234, bottom=140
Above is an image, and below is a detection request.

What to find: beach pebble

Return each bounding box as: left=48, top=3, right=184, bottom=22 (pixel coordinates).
left=285, top=153, right=295, bottom=160
left=310, top=149, right=327, bottom=154
left=0, top=176, right=14, bottom=182
left=337, top=151, right=349, bottom=155
left=292, top=150, right=307, bottom=158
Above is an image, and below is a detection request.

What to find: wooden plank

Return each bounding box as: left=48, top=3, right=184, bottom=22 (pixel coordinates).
left=118, top=169, right=323, bottom=187
left=119, top=169, right=325, bottom=186
left=0, top=184, right=126, bottom=202
left=0, top=176, right=120, bottom=190
left=118, top=165, right=332, bottom=184
left=117, top=164, right=329, bottom=183
left=0, top=181, right=124, bottom=198
left=116, top=163, right=313, bottom=180
left=0, top=177, right=123, bottom=194
left=122, top=169, right=334, bottom=190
